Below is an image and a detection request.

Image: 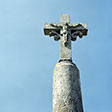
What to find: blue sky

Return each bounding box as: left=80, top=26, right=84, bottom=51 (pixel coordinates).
left=0, top=0, right=112, bottom=112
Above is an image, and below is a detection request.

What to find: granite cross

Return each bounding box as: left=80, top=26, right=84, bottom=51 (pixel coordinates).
left=44, top=14, right=88, bottom=61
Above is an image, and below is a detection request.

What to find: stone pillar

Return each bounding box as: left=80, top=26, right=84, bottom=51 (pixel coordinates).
left=53, top=61, right=83, bottom=112
left=44, top=14, right=88, bottom=112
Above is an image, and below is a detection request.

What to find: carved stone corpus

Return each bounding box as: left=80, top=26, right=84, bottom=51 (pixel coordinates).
left=44, top=14, right=88, bottom=61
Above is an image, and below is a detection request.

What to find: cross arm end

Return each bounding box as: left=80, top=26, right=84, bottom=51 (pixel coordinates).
left=70, top=23, right=88, bottom=36
left=44, top=23, right=61, bottom=36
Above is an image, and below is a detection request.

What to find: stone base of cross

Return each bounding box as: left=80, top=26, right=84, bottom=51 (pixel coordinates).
left=44, top=14, right=88, bottom=61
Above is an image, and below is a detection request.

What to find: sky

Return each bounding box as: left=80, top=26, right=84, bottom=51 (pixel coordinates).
left=0, top=0, right=112, bottom=112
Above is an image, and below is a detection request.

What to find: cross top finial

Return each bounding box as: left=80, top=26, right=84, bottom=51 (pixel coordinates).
left=60, top=14, right=70, bottom=24
left=44, top=14, right=88, bottom=61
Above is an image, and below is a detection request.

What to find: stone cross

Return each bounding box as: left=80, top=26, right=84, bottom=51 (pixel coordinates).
left=44, top=14, right=88, bottom=61
left=44, top=15, right=88, bottom=112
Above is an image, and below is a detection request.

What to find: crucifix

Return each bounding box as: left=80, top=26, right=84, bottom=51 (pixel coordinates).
left=44, top=14, right=88, bottom=61
left=44, top=15, right=88, bottom=112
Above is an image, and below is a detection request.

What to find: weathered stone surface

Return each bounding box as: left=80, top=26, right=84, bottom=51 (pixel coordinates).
left=60, top=14, right=70, bottom=24
left=53, top=61, right=83, bottom=112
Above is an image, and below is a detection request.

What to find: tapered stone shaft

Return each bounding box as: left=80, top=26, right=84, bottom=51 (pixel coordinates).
left=53, top=61, right=83, bottom=112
